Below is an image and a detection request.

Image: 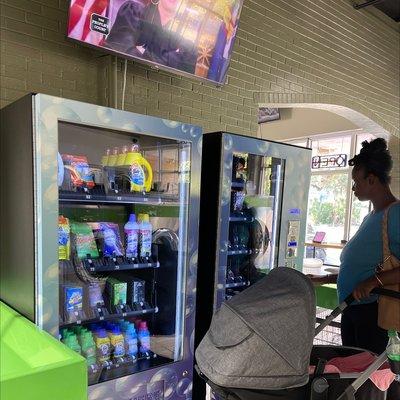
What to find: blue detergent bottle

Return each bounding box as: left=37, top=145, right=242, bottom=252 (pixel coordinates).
left=125, top=325, right=138, bottom=360
left=138, top=321, right=151, bottom=356
left=125, top=214, right=140, bottom=260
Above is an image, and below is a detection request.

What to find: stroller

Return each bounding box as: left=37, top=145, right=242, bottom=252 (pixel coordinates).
left=195, top=267, right=400, bottom=400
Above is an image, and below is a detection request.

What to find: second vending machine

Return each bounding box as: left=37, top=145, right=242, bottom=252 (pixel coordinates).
left=194, top=132, right=311, bottom=398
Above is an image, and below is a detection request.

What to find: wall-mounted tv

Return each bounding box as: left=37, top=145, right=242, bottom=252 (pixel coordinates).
left=67, top=0, right=244, bottom=85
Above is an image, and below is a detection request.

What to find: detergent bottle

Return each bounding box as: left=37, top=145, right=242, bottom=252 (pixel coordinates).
left=63, top=333, right=82, bottom=355
left=124, top=144, right=153, bottom=192
left=387, top=330, right=400, bottom=379
left=101, top=148, right=111, bottom=167
left=124, top=213, right=140, bottom=260
left=125, top=324, right=138, bottom=360
left=138, top=214, right=152, bottom=260
left=95, top=329, right=111, bottom=363
left=80, top=331, right=97, bottom=366
left=137, top=321, right=151, bottom=356
left=107, top=147, right=119, bottom=167
left=116, top=145, right=128, bottom=166
left=110, top=326, right=125, bottom=360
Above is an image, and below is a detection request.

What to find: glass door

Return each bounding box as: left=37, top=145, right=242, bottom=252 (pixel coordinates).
left=57, top=121, right=190, bottom=385
left=225, top=152, right=284, bottom=300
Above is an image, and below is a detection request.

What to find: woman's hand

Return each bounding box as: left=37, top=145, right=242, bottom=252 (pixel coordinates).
left=352, top=276, right=377, bottom=301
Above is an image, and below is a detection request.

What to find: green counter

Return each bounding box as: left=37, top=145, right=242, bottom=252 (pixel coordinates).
left=0, top=302, right=87, bottom=400
left=315, top=284, right=339, bottom=310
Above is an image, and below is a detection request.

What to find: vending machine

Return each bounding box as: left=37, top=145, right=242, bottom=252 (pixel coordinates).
left=193, top=132, right=311, bottom=399
left=0, top=94, right=202, bottom=400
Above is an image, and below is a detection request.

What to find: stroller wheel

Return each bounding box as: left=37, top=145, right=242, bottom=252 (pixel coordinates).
left=311, top=377, right=329, bottom=398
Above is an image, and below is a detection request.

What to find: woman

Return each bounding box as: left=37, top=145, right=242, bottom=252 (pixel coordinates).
left=312, top=138, right=400, bottom=354
left=105, top=0, right=197, bottom=73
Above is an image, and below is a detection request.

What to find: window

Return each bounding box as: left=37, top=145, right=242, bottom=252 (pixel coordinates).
left=289, top=130, right=386, bottom=266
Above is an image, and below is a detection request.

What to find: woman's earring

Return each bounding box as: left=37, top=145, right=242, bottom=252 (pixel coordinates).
left=151, top=0, right=160, bottom=5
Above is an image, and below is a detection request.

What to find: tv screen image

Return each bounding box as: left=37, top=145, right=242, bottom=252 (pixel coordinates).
left=67, top=0, right=244, bottom=84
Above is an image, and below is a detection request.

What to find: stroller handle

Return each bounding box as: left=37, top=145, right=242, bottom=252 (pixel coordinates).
left=343, top=287, right=400, bottom=306
left=315, top=287, right=400, bottom=337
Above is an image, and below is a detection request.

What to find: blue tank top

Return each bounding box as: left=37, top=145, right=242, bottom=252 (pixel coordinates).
left=337, top=203, right=400, bottom=303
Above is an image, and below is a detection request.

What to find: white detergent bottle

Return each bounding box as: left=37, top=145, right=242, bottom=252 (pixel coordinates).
left=124, top=214, right=140, bottom=260
left=139, top=214, right=152, bottom=261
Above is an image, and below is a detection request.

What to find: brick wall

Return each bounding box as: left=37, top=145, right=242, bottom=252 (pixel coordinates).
left=1, top=0, right=399, bottom=138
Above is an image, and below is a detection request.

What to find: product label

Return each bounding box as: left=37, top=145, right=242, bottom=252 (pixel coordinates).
left=113, top=340, right=125, bottom=357
left=59, top=226, right=69, bottom=246
left=88, top=284, right=104, bottom=307
left=140, top=229, right=152, bottom=257
left=139, top=336, right=151, bottom=352
left=58, top=224, right=70, bottom=260
left=127, top=338, right=138, bottom=356
left=103, top=226, right=123, bottom=257
left=75, top=233, right=99, bottom=259
left=126, top=229, right=139, bottom=258
left=97, top=342, right=110, bottom=360
left=113, top=282, right=127, bottom=305
left=130, top=164, right=145, bottom=187
left=65, top=287, right=83, bottom=311
left=84, top=347, right=96, bottom=359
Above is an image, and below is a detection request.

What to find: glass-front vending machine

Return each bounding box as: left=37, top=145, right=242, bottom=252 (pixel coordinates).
left=193, top=132, right=311, bottom=399
left=0, top=94, right=202, bottom=400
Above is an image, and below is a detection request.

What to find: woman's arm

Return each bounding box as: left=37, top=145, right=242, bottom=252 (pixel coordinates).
left=352, top=268, right=400, bottom=301
left=308, top=274, right=338, bottom=285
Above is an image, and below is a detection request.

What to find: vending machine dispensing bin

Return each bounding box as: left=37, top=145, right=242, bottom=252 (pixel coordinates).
left=0, top=94, right=202, bottom=400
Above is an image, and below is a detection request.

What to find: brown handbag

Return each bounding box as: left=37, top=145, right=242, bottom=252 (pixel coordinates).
left=377, top=200, right=400, bottom=331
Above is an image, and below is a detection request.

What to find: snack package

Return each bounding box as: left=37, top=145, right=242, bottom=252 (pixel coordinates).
left=88, top=283, right=104, bottom=308
left=106, top=278, right=127, bottom=306
left=65, top=286, right=83, bottom=311
left=90, top=222, right=124, bottom=258
left=62, top=154, right=95, bottom=189
left=128, top=279, right=146, bottom=305
left=58, top=216, right=71, bottom=260
left=71, top=222, right=99, bottom=260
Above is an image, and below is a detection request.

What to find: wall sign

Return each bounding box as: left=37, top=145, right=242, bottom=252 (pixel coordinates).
left=312, top=154, right=347, bottom=169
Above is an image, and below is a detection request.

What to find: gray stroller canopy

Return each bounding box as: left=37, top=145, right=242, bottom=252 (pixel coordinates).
left=196, top=267, right=316, bottom=391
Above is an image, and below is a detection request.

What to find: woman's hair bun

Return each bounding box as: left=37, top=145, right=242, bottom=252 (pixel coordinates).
left=360, top=137, right=387, bottom=154
left=349, top=137, right=392, bottom=184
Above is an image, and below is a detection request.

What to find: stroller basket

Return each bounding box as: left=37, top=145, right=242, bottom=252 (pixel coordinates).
left=195, top=267, right=400, bottom=400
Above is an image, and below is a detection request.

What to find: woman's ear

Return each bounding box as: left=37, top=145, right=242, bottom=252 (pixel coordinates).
left=367, top=174, right=377, bottom=185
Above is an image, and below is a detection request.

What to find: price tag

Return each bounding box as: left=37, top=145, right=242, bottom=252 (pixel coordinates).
left=99, top=316, right=104, bottom=321
left=143, top=310, right=147, bottom=314
left=85, top=195, right=91, bottom=200
left=117, top=196, right=122, bottom=201
left=90, top=267, right=95, bottom=272
left=122, top=312, right=127, bottom=317
left=143, top=198, right=148, bottom=202
left=148, top=263, right=152, bottom=267
left=77, top=320, right=81, bottom=325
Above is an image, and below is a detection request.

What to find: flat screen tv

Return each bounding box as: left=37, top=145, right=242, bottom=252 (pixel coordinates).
left=67, top=0, right=244, bottom=85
